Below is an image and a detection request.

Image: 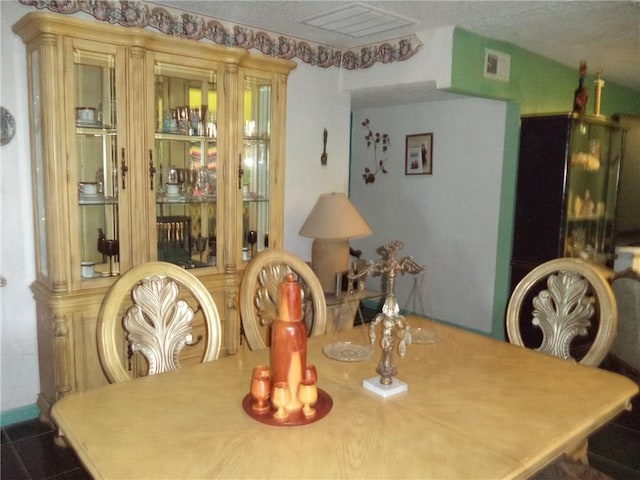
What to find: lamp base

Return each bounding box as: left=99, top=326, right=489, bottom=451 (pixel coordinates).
left=311, top=238, right=350, bottom=293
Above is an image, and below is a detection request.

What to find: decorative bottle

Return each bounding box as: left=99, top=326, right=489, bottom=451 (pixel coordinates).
left=573, top=61, right=588, bottom=114
left=270, top=274, right=307, bottom=412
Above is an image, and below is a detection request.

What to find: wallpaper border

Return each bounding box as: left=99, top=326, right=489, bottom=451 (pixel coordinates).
left=19, top=0, right=423, bottom=70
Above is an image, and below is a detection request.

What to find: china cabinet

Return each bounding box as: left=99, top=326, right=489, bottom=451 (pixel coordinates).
left=13, top=12, right=295, bottom=416
left=509, top=113, right=625, bottom=344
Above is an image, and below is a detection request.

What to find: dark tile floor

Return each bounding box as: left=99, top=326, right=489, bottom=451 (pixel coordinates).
left=1, top=358, right=638, bottom=480
left=1, top=419, right=89, bottom=479
left=587, top=358, right=640, bottom=480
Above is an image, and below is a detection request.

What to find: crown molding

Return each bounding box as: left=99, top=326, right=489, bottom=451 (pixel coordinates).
left=19, top=0, right=422, bottom=70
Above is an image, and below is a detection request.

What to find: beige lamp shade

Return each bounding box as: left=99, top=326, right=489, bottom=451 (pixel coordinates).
left=299, top=193, right=372, bottom=292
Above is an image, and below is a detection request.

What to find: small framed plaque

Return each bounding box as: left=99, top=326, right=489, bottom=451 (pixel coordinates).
left=405, top=133, right=433, bottom=175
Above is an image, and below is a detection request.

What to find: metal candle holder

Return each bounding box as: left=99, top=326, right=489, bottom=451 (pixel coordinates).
left=350, top=240, right=425, bottom=385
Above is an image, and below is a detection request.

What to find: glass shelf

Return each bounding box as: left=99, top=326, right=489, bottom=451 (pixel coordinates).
left=78, top=195, right=118, bottom=206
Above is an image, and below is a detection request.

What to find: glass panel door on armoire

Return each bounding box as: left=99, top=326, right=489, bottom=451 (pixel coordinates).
left=565, top=120, right=622, bottom=264
left=510, top=113, right=625, bottom=295
left=154, top=62, right=219, bottom=269
left=70, top=41, right=124, bottom=281
left=241, top=75, right=272, bottom=262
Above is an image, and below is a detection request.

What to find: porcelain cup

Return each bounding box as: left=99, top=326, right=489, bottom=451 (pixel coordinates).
left=78, top=182, right=98, bottom=195
left=76, top=107, right=96, bottom=123
left=166, top=183, right=180, bottom=195
left=81, top=261, right=96, bottom=278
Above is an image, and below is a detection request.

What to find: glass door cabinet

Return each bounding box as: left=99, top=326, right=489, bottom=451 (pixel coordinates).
left=241, top=74, right=274, bottom=263
left=564, top=120, right=624, bottom=263
left=510, top=113, right=625, bottom=290
left=72, top=39, right=125, bottom=281
left=14, top=12, right=295, bottom=416
left=153, top=62, right=220, bottom=269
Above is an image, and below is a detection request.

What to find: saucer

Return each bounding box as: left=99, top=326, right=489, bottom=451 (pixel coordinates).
left=82, top=272, right=104, bottom=279
left=79, top=194, right=105, bottom=204
left=76, top=120, right=102, bottom=128
left=159, top=193, right=185, bottom=201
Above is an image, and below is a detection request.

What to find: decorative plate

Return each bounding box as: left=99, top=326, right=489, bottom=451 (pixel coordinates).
left=323, top=341, right=373, bottom=362
left=1, top=107, right=16, bottom=146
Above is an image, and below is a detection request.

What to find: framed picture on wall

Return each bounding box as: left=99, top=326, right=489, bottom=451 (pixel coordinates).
left=405, top=133, right=433, bottom=175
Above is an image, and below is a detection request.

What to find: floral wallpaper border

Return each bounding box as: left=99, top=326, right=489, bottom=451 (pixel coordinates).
left=19, top=0, right=423, bottom=70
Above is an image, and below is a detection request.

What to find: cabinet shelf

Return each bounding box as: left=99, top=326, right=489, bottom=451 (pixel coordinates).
left=155, top=132, right=217, bottom=143
left=78, top=195, right=117, bottom=205
left=76, top=125, right=117, bottom=135
left=568, top=214, right=606, bottom=222
left=243, top=136, right=270, bottom=143
left=157, top=195, right=216, bottom=204
left=155, top=194, right=270, bottom=204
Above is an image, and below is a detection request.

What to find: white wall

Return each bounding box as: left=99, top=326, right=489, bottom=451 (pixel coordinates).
left=0, top=1, right=349, bottom=414
left=350, top=97, right=507, bottom=333
left=1, top=0, right=40, bottom=412
left=341, top=27, right=454, bottom=93
left=283, top=63, right=351, bottom=259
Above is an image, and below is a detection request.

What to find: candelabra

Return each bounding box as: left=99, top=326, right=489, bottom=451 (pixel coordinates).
left=350, top=240, right=425, bottom=389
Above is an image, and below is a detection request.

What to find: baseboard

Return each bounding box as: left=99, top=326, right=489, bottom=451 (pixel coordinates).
left=0, top=403, right=40, bottom=428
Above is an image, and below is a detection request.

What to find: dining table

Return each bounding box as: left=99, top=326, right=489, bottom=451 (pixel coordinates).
left=52, top=316, right=638, bottom=479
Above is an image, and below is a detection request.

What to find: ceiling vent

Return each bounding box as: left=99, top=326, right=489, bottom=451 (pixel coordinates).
left=302, top=2, right=416, bottom=39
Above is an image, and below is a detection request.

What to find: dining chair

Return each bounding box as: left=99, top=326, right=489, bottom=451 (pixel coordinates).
left=506, top=257, right=618, bottom=465
left=507, top=258, right=617, bottom=366
left=609, top=268, right=640, bottom=381
left=239, top=250, right=327, bottom=350
left=97, top=261, right=222, bottom=383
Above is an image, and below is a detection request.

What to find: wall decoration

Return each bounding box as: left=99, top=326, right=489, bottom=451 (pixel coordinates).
left=361, top=119, right=389, bottom=184
left=19, top=0, right=422, bottom=70
left=405, top=133, right=433, bottom=176
left=321, top=129, right=328, bottom=165
left=1, top=107, right=16, bottom=146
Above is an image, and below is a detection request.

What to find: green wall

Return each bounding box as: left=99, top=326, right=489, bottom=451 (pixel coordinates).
left=450, top=28, right=640, bottom=116
left=447, top=28, right=640, bottom=340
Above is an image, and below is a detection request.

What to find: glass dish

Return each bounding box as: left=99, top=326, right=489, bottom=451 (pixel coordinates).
left=323, top=341, right=373, bottom=362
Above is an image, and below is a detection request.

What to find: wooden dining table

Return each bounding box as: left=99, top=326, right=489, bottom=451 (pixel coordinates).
left=52, top=316, right=638, bottom=479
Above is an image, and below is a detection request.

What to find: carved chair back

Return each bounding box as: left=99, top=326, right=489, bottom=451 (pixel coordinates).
left=506, top=258, right=617, bottom=366
left=240, top=250, right=327, bottom=350
left=97, top=262, right=222, bottom=383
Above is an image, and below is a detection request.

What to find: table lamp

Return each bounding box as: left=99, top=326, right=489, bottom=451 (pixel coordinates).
left=299, top=192, right=372, bottom=293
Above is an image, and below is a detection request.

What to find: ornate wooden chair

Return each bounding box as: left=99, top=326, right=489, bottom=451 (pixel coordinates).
left=507, top=258, right=617, bottom=366
left=97, top=262, right=222, bottom=383
left=240, top=250, right=327, bottom=350
left=506, top=257, right=618, bottom=466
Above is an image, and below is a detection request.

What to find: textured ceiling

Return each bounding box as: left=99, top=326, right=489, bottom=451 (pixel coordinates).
left=151, top=1, right=640, bottom=92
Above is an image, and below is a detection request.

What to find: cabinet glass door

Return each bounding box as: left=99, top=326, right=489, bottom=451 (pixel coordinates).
left=154, top=63, right=218, bottom=269
left=565, top=120, right=620, bottom=264
left=73, top=46, right=121, bottom=279
left=241, top=75, right=272, bottom=262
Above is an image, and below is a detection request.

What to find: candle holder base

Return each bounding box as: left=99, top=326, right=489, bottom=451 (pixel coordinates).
left=363, top=376, right=408, bottom=398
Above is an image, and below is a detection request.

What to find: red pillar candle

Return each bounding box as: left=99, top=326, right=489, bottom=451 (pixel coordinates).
left=270, top=274, right=307, bottom=412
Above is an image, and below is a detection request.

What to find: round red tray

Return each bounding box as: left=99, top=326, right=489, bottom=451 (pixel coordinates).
left=242, top=388, right=332, bottom=427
